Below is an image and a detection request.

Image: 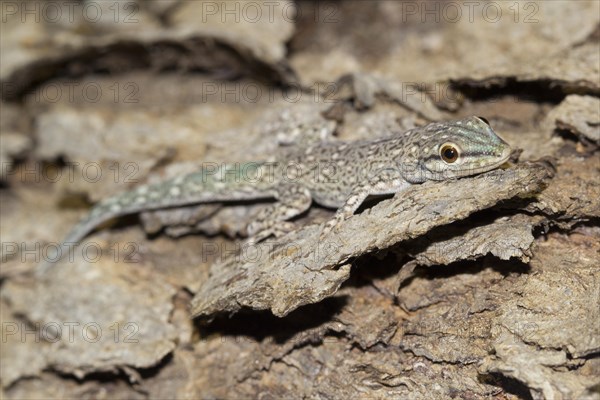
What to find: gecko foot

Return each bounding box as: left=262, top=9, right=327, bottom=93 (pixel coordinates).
left=319, top=216, right=343, bottom=241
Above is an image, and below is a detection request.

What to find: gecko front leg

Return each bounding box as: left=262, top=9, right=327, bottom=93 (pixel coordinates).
left=245, top=184, right=313, bottom=243
left=320, top=171, right=410, bottom=239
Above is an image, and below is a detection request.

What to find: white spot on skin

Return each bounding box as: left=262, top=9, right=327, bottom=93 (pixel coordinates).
left=187, top=183, right=201, bottom=192
left=135, top=197, right=146, bottom=203
left=149, top=191, right=160, bottom=199
left=110, top=204, right=121, bottom=212
left=137, top=186, right=148, bottom=194
left=169, top=186, right=181, bottom=196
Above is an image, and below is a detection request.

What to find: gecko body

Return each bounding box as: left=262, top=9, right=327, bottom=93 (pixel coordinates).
left=42, top=116, right=511, bottom=269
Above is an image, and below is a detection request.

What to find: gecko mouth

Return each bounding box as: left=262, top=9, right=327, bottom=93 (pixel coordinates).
left=466, top=147, right=512, bottom=175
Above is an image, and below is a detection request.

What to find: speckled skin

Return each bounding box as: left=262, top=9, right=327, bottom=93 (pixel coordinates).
left=42, top=116, right=511, bottom=269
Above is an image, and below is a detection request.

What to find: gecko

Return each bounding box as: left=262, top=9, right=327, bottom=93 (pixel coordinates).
left=40, top=116, right=511, bottom=270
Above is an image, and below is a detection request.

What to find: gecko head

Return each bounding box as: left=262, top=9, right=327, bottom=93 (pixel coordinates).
left=416, top=116, right=512, bottom=181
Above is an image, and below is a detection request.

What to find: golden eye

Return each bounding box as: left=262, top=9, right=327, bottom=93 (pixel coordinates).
left=440, top=144, right=459, bottom=163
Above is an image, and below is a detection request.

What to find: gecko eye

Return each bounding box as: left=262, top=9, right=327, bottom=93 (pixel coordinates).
left=440, top=144, right=459, bottom=163
left=477, top=116, right=490, bottom=125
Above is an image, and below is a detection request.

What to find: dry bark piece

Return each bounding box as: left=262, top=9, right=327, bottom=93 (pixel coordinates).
left=395, top=256, right=516, bottom=365
left=372, top=214, right=548, bottom=312
left=375, top=230, right=600, bottom=400
left=0, top=132, right=32, bottom=180
left=526, top=156, right=600, bottom=221
left=191, top=162, right=553, bottom=318
left=168, top=0, right=295, bottom=64
left=142, top=275, right=499, bottom=399
left=0, top=102, right=28, bottom=132
left=34, top=106, right=200, bottom=202
left=451, top=42, right=600, bottom=98
left=290, top=2, right=599, bottom=86
left=143, top=334, right=504, bottom=399
left=0, top=303, right=48, bottom=388
left=228, top=340, right=502, bottom=399
left=324, top=73, right=447, bottom=121
left=1, top=257, right=177, bottom=384
left=139, top=349, right=197, bottom=399
left=545, top=94, right=600, bottom=146
left=0, top=102, right=32, bottom=178
left=482, top=330, right=599, bottom=400
left=0, top=187, right=82, bottom=277
left=409, top=213, right=542, bottom=266
left=329, top=285, right=400, bottom=349
left=477, top=231, right=600, bottom=399
left=142, top=306, right=343, bottom=398
left=2, top=372, right=145, bottom=400
left=498, top=233, right=600, bottom=358
left=179, top=225, right=596, bottom=399
left=383, top=211, right=542, bottom=296
left=1, top=1, right=296, bottom=99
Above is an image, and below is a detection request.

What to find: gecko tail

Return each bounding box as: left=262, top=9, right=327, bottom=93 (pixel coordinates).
left=36, top=164, right=274, bottom=274
left=36, top=205, right=129, bottom=275
left=36, top=172, right=196, bottom=274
